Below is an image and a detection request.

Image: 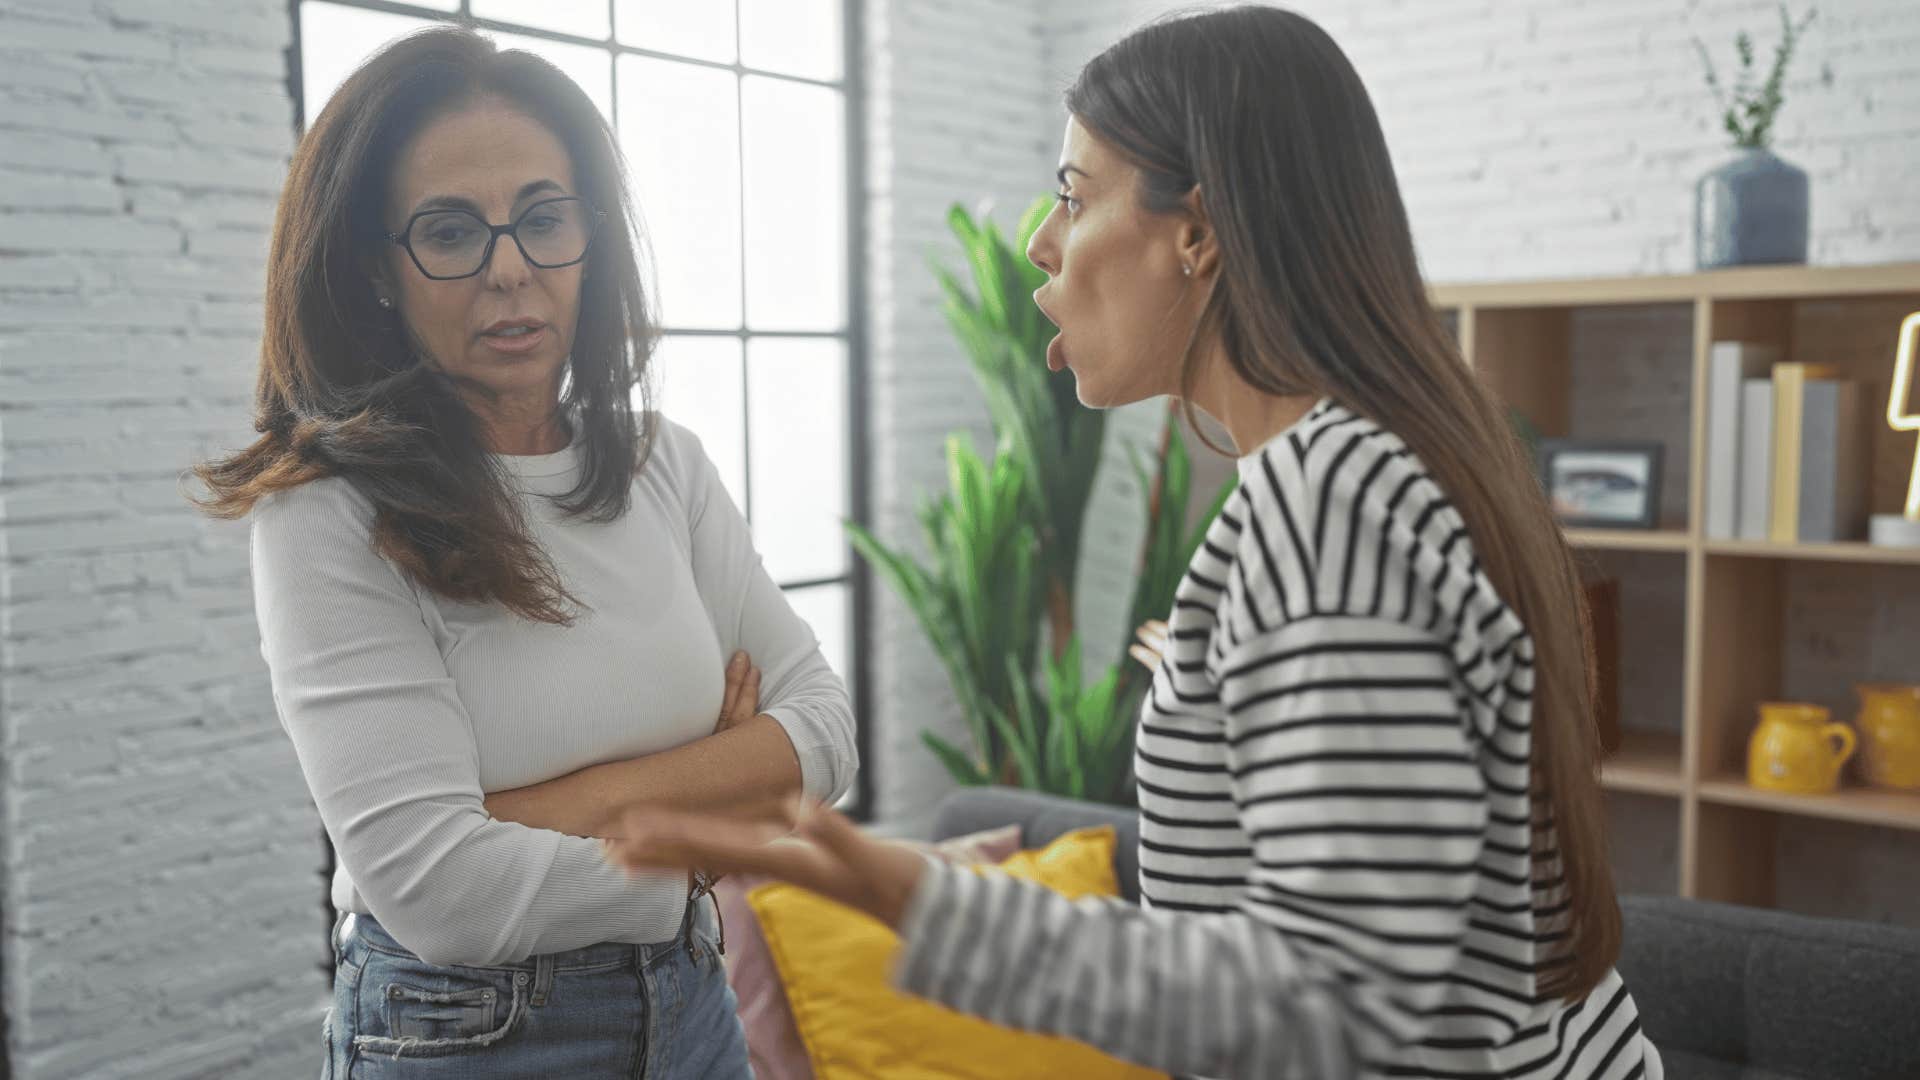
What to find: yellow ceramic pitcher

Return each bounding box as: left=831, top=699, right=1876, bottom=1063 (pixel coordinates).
left=1854, top=685, right=1920, bottom=790
left=1748, top=703, right=1857, bottom=795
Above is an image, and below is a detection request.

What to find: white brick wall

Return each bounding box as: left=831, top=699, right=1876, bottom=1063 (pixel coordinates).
left=1041, top=0, right=1920, bottom=278
left=0, top=1, right=320, bottom=1077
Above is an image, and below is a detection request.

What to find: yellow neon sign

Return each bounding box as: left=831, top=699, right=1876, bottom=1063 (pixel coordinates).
left=1894, top=312, right=1920, bottom=519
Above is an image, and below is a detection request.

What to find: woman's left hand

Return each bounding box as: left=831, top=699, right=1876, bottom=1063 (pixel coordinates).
left=601, top=801, right=929, bottom=930
left=714, top=650, right=762, bottom=734
left=1129, top=618, right=1170, bottom=671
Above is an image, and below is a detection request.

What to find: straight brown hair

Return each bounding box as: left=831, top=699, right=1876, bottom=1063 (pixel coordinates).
left=1069, top=5, right=1618, bottom=1001
left=194, top=26, right=656, bottom=624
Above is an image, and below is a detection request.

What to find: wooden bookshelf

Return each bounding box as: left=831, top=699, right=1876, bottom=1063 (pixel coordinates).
left=1434, top=262, right=1920, bottom=921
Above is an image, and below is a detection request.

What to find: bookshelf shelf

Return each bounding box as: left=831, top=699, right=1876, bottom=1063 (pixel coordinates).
left=1600, top=730, right=1684, bottom=796
left=1703, top=538, right=1920, bottom=566
left=1433, top=263, right=1920, bottom=308
left=1698, top=775, right=1920, bottom=832
left=1566, top=528, right=1691, bottom=553
left=1435, top=261, right=1920, bottom=921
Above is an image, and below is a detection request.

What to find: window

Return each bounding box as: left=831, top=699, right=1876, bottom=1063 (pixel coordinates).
left=292, top=1, right=867, bottom=810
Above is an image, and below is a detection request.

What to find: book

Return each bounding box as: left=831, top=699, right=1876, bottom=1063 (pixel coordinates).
left=1769, top=362, right=1842, bottom=543
left=1738, top=379, right=1774, bottom=541
left=1706, top=341, right=1783, bottom=539
left=1796, top=379, right=1869, bottom=543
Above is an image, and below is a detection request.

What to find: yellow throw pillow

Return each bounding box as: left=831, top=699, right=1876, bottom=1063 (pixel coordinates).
left=747, top=825, right=1168, bottom=1080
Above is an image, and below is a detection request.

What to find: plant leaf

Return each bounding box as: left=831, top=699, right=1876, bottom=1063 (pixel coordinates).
left=922, top=731, right=990, bottom=787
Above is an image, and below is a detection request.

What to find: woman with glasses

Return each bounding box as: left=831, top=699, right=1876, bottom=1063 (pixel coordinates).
left=194, top=25, right=850, bottom=1078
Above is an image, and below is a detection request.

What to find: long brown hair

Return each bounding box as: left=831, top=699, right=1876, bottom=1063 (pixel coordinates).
left=1069, top=6, right=1618, bottom=1000
left=194, top=26, right=655, bottom=624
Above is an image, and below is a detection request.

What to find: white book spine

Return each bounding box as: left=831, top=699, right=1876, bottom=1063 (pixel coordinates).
left=1707, top=342, right=1781, bottom=540
left=1737, top=378, right=1775, bottom=541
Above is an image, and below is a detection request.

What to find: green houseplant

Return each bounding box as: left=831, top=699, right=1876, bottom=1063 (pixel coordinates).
left=847, top=199, right=1234, bottom=805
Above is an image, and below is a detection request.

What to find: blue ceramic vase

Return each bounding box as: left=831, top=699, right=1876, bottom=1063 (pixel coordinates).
left=1694, top=148, right=1809, bottom=268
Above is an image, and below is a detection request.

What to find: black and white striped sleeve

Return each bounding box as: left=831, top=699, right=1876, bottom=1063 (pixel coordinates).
left=890, top=612, right=1486, bottom=1078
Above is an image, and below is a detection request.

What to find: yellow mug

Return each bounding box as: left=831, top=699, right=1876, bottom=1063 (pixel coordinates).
left=1854, top=684, right=1920, bottom=791
left=1748, top=703, right=1857, bottom=795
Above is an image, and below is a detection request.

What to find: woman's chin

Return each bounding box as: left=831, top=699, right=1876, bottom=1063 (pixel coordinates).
left=1072, top=372, right=1155, bottom=411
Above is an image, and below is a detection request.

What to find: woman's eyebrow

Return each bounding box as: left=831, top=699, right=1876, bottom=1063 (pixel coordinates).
left=409, top=178, right=566, bottom=217
left=1056, top=164, right=1090, bottom=187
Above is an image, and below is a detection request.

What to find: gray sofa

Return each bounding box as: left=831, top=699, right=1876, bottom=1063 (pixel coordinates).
left=930, top=786, right=1920, bottom=1080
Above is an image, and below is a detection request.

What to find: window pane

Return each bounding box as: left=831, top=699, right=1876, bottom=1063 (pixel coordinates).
left=741, top=77, right=845, bottom=332
left=298, top=2, right=437, bottom=119
left=649, top=335, right=745, bottom=508
left=471, top=0, right=610, bottom=40
left=739, top=0, right=841, bottom=81
left=782, top=582, right=850, bottom=688
left=615, top=0, right=735, bottom=64
left=486, top=30, right=614, bottom=125
left=619, top=56, right=742, bottom=330
left=748, top=337, right=847, bottom=582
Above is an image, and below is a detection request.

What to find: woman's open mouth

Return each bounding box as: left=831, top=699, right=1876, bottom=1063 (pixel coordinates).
left=479, top=320, right=548, bottom=355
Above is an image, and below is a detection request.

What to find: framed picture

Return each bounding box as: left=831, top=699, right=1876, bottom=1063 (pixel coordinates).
left=1538, top=439, right=1664, bottom=529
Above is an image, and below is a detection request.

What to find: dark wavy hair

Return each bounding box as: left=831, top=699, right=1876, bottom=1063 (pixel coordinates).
left=193, top=25, right=654, bottom=624
left=1069, top=5, right=1619, bottom=1001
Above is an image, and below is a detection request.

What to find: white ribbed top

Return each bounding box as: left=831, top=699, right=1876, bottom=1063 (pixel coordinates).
left=250, top=416, right=856, bottom=966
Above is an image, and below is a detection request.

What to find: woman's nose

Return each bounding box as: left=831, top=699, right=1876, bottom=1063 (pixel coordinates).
left=482, top=234, right=535, bottom=289
left=1026, top=211, right=1060, bottom=277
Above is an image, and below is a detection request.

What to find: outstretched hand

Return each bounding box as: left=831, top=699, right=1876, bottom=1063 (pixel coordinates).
left=601, top=800, right=929, bottom=930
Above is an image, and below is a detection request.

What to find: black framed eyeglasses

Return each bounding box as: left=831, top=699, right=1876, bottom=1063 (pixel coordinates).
left=386, top=196, right=605, bottom=281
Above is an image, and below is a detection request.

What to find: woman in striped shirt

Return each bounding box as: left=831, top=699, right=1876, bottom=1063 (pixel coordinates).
left=606, top=6, right=1662, bottom=1078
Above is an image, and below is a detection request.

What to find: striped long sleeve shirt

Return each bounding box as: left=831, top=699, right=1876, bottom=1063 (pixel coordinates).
left=894, top=400, right=1662, bottom=1080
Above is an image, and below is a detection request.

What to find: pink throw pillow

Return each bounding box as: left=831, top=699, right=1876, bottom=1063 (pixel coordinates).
left=718, top=823, right=1022, bottom=1080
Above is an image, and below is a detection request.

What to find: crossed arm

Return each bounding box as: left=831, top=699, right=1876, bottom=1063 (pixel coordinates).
left=482, top=653, right=803, bottom=840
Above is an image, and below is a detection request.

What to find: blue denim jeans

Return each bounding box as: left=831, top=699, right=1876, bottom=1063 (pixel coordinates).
left=323, top=894, right=751, bottom=1078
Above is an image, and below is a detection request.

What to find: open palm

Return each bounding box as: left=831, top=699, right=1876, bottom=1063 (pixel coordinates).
left=602, top=801, right=929, bottom=929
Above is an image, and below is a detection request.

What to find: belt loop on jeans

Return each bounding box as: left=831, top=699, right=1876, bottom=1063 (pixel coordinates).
left=530, top=951, right=556, bottom=1007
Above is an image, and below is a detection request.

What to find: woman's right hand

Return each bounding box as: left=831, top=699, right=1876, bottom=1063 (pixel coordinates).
left=715, top=650, right=762, bottom=734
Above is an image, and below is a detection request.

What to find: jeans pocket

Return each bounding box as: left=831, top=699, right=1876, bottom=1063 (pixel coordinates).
left=385, top=982, right=499, bottom=1041
left=352, top=968, right=527, bottom=1060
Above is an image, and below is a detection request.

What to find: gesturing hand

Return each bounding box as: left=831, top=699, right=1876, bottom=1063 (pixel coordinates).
left=602, top=801, right=930, bottom=930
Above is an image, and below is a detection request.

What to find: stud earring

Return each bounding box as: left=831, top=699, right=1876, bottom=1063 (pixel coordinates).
left=377, top=296, right=394, bottom=309
left=1182, top=265, right=1192, bottom=277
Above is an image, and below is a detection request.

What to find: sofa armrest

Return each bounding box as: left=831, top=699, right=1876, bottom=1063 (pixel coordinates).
left=1618, top=895, right=1920, bottom=1079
